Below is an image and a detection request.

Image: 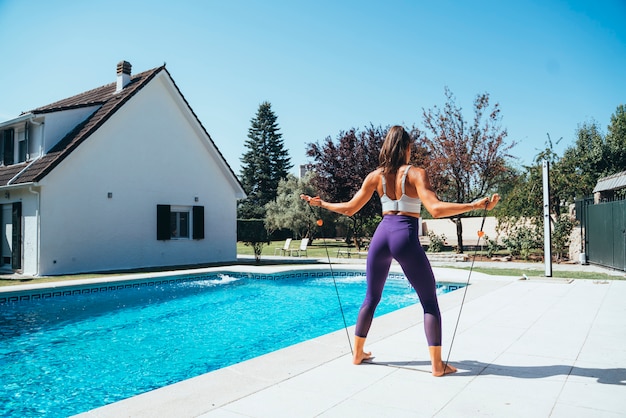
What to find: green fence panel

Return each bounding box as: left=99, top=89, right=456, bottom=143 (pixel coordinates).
left=612, top=201, right=626, bottom=271
left=586, top=200, right=626, bottom=271
left=587, top=203, right=612, bottom=266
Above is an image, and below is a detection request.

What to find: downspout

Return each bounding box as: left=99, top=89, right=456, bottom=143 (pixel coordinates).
left=25, top=117, right=45, bottom=276
left=24, top=121, right=29, bottom=161
left=39, top=119, right=45, bottom=156
left=28, top=185, right=41, bottom=277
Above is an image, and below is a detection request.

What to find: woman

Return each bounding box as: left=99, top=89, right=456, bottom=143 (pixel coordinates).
left=301, top=125, right=499, bottom=376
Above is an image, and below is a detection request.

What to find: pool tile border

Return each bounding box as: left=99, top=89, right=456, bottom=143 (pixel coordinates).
left=0, top=268, right=462, bottom=305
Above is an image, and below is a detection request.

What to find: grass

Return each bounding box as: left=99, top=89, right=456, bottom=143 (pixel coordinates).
left=451, top=266, right=622, bottom=281
left=0, top=240, right=344, bottom=288
left=237, top=239, right=358, bottom=259
left=1, top=240, right=622, bottom=287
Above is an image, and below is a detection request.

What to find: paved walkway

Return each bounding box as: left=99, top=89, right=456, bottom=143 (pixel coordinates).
left=77, top=263, right=626, bottom=418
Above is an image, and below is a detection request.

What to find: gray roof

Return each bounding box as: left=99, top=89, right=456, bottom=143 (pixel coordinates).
left=593, top=170, right=626, bottom=193
left=0, top=66, right=163, bottom=187
left=0, top=65, right=242, bottom=192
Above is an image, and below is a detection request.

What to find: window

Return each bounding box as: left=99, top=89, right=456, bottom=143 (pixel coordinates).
left=170, top=208, right=189, bottom=239
left=156, top=204, right=204, bottom=240
left=17, top=129, right=27, bottom=163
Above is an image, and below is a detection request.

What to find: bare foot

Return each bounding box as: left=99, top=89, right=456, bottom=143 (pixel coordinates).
left=432, top=362, right=457, bottom=376
left=353, top=351, right=373, bottom=365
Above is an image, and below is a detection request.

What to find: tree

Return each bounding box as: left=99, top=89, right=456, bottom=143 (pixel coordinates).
left=238, top=102, right=292, bottom=219
left=558, top=121, right=606, bottom=200
left=421, top=87, right=515, bottom=253
left=605, top=104, right=626, bottom=176
left=558, top=106, right=626, bottom=200
left=306, top=125, right=388, bottom=244
left=498, top=134, right=571, bottom=225
left=496, top=134, right=577, bottom=260
left=264, top=173, right=320, bottom=239
left=495, top=105, right=625, bottom=261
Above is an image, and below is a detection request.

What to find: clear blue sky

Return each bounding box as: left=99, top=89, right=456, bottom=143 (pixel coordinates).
left=1, top=0, right=624, bottom=176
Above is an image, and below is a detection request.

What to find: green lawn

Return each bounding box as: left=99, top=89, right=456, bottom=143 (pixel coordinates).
left=237, top=239, right=356, bottom=259
left=454, top=266, right=622, bottom=281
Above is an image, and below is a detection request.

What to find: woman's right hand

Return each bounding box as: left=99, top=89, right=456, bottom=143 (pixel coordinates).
left=300, top=194, right=322, bottom=207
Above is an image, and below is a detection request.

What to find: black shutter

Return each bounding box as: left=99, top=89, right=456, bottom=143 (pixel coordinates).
left=0, top=131, right=4, bottom=163
left=193, top=205, right=204, bottom=239
left=157, top=205, right=171, bottom=240
left=3, top=129, right=14, bottom=166
left=12, top=202, right=21, bottom=269
left=0, top=205, right=3, bottom=264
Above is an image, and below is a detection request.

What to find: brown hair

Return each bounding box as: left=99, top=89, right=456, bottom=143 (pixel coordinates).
left=379, top=125, right=412, bottom=173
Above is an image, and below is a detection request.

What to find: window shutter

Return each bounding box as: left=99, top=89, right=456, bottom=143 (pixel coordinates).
left=157, top=204, right=171, bottom=240
left=0, top=131, right=4, bottom=163
left=3, top=129, right=14, bottom=166
left=193, top=205, right=205, bottom=239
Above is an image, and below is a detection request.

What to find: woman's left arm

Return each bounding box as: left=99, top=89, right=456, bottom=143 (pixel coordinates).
left=413, top=167, right=499, bottom=218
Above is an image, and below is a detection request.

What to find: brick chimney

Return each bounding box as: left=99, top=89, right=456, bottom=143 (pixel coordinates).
left=116, top=61, right=132, bottom=92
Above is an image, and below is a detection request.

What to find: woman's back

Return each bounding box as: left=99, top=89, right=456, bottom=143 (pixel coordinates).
left=378, top=165, right=421, bottom=215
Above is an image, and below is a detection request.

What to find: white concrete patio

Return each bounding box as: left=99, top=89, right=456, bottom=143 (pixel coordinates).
left=76, top=265, right=626, bottom=418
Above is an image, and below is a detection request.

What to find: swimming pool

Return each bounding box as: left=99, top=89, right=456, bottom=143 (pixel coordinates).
left=0, top=268, right=463, bottom=417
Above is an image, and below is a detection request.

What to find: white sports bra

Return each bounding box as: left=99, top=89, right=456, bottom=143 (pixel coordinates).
left=380, top=166, right=422, bottom=213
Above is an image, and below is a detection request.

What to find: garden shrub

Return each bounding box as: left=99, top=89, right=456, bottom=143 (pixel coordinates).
left=237, top=219, right=269, bottom=262
left=427, top=231, right=447, bottom=253
left=502, top=226, right=541, bottom=260
left=483, top=235, right=500, bottom=258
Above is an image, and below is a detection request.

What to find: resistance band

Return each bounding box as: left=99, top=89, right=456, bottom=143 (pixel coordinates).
left=306, top=203, right=354, bottom=355
left=444, top=202, right=489, bottom=370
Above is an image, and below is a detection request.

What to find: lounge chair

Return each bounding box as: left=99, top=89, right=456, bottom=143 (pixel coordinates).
left=289, top=238, right=309, bottom=257
left=273, top=238, right=292, bottom=256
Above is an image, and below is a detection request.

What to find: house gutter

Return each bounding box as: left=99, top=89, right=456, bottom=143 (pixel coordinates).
left=0, top=182, right=36, bottom=191
left=0, top=113, right=33, bottom=129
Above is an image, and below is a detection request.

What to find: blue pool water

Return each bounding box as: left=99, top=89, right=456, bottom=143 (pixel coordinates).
left=0, top=270, right=462, bottom=417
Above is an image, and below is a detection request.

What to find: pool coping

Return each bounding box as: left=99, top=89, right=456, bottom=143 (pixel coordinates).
left=0, top=264, right=365, bottom=303
left=1, top=263, right=471, bottom=304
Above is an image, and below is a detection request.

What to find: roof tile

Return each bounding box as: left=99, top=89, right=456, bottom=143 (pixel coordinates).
left=1, top=66, right=164, bottom=186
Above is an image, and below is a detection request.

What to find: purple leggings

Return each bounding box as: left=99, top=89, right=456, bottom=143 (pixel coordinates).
left=355, top=215, right=442, bottom=346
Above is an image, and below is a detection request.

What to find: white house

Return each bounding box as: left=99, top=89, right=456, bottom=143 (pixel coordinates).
left=0, top=61, right=246, bottom=276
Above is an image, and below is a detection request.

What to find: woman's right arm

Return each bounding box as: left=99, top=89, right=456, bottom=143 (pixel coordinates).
left=413, top=167, right=499, bottom=218
left=301, top=171, right=379, bottom=217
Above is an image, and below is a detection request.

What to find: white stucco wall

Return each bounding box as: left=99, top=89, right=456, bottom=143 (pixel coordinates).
left=36, top=73, right=241, bottom=275
left=0, top=187, right=40, bottom=276
left=422, top=217, right=501, bottom=245
left=38, top=106, right=100, bottom=153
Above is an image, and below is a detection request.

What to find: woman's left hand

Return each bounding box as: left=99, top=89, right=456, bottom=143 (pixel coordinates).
left=475, top=194, right=500, bottom=211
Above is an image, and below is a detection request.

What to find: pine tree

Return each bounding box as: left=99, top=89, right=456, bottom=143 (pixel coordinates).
left=239, top=102, right=292, bottom=219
